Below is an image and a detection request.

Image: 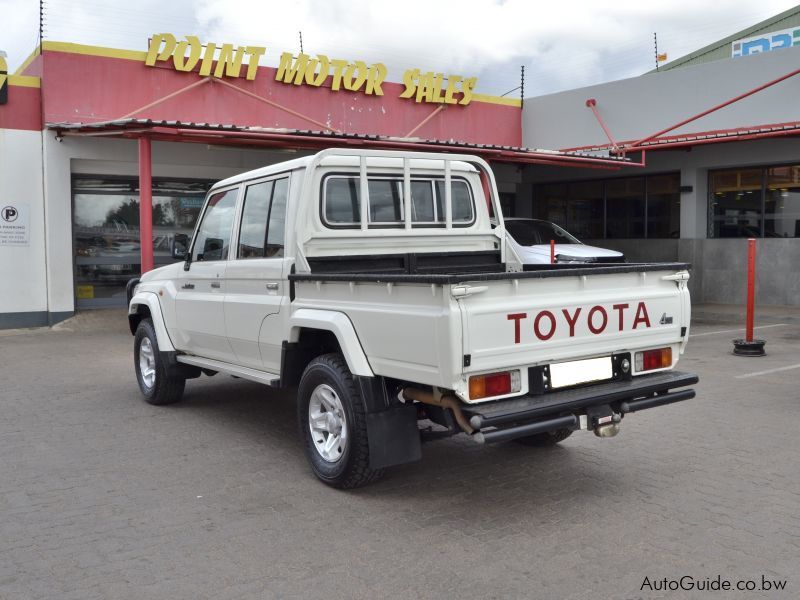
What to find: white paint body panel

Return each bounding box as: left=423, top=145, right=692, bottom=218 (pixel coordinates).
left=129, top=149, right=691, bottom=401
left=128, top=290, right=176, bottom=352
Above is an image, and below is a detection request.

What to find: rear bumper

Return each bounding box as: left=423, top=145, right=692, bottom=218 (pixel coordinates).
left=462, top=370, right=698, bottom=444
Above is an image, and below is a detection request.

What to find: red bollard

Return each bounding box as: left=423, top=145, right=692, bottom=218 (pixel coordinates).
left=745, top=238, right=755, bottom=342
left=733, top=238, right=766, bottom=356
left=550, top=239, right=555, bottom=264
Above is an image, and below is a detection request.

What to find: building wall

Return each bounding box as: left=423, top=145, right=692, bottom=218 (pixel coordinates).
left=513, top=137, right=800, bottom=305
left=522, top=46, right=800, bottom=151
left=659, top=6, right=800, bottom=72
left=42, top=134, right=316, bottom=318
left=0, top=129, right=49, bottom=327
left=39, top=44, right=521, bottom=147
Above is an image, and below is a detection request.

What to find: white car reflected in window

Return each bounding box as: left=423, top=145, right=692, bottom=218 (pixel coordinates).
left=504, top=218, right=625, bottom=264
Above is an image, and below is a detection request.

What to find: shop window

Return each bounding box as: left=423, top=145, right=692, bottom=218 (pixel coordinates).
left=72, top=176, right=210, bottom=307
left=533, top=173, right=680, bottom=241
left=646, top=174, right=680, bottom=238
left=534, top=184, right=568, bottom=227
left=710, top=168, right=763, bottom=238
left=605, top=178, right=644, bottom=239
left=765, top=166, right=800, bottom=238
left=566, top=181, right=604, bottom=239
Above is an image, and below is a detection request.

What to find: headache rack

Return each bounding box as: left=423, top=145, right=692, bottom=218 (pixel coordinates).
left=294, top=148, right=508, bottom=273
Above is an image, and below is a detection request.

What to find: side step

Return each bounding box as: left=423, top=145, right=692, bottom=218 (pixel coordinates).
left=176, top=355, right=281, bottom=387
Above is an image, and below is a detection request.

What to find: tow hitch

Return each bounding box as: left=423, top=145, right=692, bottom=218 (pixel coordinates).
left=585, top=405, right=621, bottom=438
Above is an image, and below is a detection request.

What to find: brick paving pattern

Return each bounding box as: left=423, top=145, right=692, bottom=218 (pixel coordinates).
left=1, top=310, right=798, bottom=598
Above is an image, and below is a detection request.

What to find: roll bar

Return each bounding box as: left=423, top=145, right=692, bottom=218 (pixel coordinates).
left=295, top=148, right=507, bottom=271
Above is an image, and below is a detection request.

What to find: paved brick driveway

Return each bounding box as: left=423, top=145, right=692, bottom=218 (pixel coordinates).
left=1, top=310, right=798, bottom=599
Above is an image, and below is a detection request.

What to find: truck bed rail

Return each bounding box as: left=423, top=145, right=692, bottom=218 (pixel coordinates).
left=290, top=262, right=691, bottom=285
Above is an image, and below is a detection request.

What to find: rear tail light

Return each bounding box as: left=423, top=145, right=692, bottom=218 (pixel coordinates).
left=469, top=370, right=521, bottom=400
left=634, top=347, right=672, bottom=372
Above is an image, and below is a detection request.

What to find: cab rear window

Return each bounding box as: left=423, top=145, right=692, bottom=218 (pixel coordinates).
left=323, top=176, right=474, bottom=228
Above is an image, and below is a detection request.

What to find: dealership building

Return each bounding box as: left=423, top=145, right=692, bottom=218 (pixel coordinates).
left=2, top=7, right=800, bottom=328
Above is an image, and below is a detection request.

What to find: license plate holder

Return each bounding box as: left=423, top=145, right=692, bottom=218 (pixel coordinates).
left=549, top=356, right=613, bottom=390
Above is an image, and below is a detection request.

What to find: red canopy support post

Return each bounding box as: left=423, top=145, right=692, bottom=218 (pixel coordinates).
left=138, top=136, right=154, bottom=274
left=733, top=238, right=766, bottom=356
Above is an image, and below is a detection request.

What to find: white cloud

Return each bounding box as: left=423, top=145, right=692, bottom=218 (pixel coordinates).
left=2, top=0, right=797, bottom=94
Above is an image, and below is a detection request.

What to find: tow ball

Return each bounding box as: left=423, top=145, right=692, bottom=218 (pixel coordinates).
left=584, top=405, right=622, bottom=437
left=594, top=415, right=621, bottom=438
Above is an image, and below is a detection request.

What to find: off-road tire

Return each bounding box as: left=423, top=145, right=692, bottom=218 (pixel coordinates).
left=515, top=427, right=574, bottom=447
left=297, top=353, right=383, bottom=489
left=134, top=318, right=185, bottom=405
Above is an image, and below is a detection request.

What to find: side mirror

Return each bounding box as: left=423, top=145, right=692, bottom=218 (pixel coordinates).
left=171, top=233, right=189, bottom=260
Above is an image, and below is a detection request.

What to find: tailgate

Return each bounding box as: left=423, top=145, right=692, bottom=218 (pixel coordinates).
left=456, top=266, right=690, bottom=382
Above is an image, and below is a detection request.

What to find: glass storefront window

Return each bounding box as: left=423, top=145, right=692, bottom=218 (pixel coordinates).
left=533, top=174, right=680, bottom=241
left=646, top=173, right=680, bottom=238
left=765, top=166, right=800, bottom=238
left=534, top=184, right=568, bottom=227
left=605, top=177, right=644, bottom=239
left=710, top=168, right=762, bottom=238
left=73, top=176, right=211, bottom=307
left=567, top=181, right=604, bottom=238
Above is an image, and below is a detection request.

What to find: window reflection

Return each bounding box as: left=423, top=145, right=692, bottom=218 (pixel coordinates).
left=72, top=176, right=211, bottom=306
left=534, top=174, right=680, bottom=240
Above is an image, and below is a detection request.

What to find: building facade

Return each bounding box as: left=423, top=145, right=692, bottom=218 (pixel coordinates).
left=2, top=19, right=800, bottom=329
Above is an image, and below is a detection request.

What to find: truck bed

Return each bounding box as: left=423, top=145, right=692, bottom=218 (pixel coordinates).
left=290, top=259, right=692, bottom=402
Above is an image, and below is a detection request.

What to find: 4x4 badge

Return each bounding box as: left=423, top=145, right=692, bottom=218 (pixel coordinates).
left=659, top=313, right=673, bottom=325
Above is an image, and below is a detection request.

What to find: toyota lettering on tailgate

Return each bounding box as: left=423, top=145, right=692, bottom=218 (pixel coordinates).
left=507, top=302, right=651, bottom=344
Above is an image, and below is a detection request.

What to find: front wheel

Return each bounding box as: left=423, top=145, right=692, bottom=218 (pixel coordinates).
left=297, top=353, right=382, bottom=489
left=134, top=318, right=185, bottom=405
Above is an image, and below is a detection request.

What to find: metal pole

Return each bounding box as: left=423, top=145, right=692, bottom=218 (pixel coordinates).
left=550, top=239, right=555, bottom=264
left=746, top=238, right=755, bottom=342
left=138, top=137, right=154, bottom=273
left=654, top=33, right=659, bottom=72
left=733, top=238, right=766, bottom=356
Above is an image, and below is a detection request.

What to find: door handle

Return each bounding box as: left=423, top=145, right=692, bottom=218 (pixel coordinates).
left=211, top=282, right=221, bottom=289
left=181, top=283, right=195, bottom=290
left=266, top=282, right=279, bottom=291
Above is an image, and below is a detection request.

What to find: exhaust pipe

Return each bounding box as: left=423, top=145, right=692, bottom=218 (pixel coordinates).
left=402, top=388, right=475, bottom=434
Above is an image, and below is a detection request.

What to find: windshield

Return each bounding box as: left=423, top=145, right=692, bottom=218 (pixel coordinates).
left=505, top=219, right=581, bottom=246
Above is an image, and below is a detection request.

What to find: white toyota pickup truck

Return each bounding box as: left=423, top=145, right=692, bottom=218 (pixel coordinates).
left=127, top=149, right=698, bottom=488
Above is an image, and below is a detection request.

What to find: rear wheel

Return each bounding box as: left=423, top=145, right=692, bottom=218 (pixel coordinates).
left=297, top=353, right=382, bottom=489
left=134, top=318, right=185, bottom=405
left=515, top=428, right=573, bottom=447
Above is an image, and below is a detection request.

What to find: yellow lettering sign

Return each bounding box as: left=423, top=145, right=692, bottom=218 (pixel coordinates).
left=400, top=69, right=477, bottom=106
left=144, top=34, right=478, bottom=106
left=145, top=33, right=264, bottom=81
left=275, top=52, right=386, bottom=97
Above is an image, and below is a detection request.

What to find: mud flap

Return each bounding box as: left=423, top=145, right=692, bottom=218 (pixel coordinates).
left=366, top=404, right=422, bottom=470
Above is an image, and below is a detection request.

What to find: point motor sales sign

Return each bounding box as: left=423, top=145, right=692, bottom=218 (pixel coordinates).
left=145, top=33, right=478, bottom=106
